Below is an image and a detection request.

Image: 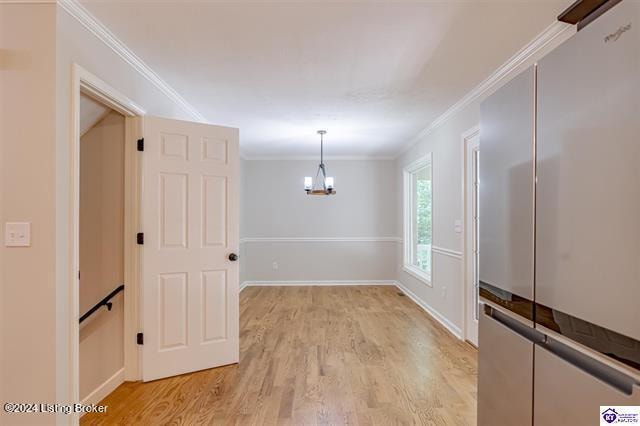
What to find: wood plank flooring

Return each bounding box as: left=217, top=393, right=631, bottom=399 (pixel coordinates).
left=82, top=285, right=477, bottom=425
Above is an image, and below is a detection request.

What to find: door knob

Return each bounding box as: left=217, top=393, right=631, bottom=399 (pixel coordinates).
left=228, top=253, right=238, bottom=261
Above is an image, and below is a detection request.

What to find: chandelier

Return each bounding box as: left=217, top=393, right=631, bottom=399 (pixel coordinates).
left=304, top=130, right=335, bottom=195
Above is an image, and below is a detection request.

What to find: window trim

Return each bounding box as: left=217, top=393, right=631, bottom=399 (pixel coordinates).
left=403, top=153, right=433, bottom=287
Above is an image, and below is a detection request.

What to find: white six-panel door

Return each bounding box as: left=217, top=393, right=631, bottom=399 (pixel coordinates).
left=141, top=116, right=239, bottom=382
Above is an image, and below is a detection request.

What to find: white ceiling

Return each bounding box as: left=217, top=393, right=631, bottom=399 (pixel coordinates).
left=80, top=94, right=110, bottom=136
left=81, top=0, right=568, bottom=158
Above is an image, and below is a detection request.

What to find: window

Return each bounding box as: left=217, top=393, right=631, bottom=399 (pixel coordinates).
left=403, top=154, right=433, bottom=285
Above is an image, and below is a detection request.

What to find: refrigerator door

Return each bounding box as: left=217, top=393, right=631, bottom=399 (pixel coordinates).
left=479, top=66, right=535, bottom=304
left=536, top=2, right=640, bottom=342
left=478, top=304, right=541, bottom=426
left=534, top=343, right=640, bottom=426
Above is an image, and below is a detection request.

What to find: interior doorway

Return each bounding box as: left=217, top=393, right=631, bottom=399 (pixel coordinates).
left=78, top=93, right=127, bottom=405
left=70, top=65, right=239, bottom=412
left=70, top=65, right=145, bottom=417
left=464, top=127, right=480, bottom=346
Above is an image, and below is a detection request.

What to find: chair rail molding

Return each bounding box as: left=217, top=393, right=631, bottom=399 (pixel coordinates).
left=57, top=0, right=207, bottom=123
left=432, top=245, right=463, bottom=260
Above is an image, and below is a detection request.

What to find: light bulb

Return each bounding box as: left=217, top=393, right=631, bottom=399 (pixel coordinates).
left=325, top=177, right=334, bottom=190
left=304, top=177, right=313, bottom=190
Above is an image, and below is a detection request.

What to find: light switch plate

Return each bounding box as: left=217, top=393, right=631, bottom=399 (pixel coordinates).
left=454, top=219, right=463, bottom=234
left=5, top=222, right=31, bottom=247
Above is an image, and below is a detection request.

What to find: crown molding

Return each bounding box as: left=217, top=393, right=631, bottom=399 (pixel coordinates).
left=57, top=0, right=208, bottom=123
left=396, top=20, right=574, bottom=158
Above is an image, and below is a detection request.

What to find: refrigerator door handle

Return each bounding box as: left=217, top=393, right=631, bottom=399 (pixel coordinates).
left=480, top=297, right=533, bottom=328
left=538, top=336, right=640, bottom=397
left=537, top=322, right=640, bottom=385
left=481, top=302, right=544, bottom=344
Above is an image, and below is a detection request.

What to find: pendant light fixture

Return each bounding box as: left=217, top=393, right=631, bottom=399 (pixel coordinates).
left=304, top=130, right=335, bottom=195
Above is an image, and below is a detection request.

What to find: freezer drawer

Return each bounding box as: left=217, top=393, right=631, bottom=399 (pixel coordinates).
left=478, top=305, right=540, bottom=426
left=536, top=1, right=640, bottom=341
left=479, top=66, right=535, bottom=301
left=534, top=343, right=640, bottom=426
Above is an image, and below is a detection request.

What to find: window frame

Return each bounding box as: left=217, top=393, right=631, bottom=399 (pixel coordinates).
left=403, top=153, right=433, bottom=286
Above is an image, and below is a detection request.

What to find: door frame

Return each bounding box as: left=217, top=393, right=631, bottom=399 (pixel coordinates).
left=69, top=64, right=145, bottom=412
left=462, top=125, right=480, bottom=346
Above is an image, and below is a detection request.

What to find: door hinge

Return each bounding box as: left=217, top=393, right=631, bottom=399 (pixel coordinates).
left=137, top=232, right=144, bottom=245
left=137, top=332, right=144, bottom=345
left=137, top=138, right=144, bottom=152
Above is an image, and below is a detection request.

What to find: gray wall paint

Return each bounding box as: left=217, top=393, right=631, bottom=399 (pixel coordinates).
left=394, top=29, right=573, bottom=336
left=243, top=241, right=398, bottom=282
left=241, top=160, right=398, bottom=282
left=396, top=106, right=477, bottom=335
left=242, top=160, right=397, bottom=237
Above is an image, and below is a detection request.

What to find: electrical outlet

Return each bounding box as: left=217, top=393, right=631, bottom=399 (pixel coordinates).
left=272, top=262, right=278, bottom=270
left=441, top=286, right=447, bottom=299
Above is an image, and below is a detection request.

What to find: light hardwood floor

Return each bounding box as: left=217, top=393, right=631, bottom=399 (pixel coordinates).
left=82, top=285, right=477, bottom=425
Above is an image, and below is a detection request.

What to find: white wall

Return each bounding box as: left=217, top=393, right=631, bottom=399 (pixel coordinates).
left=241, top=159, right=398, bottom=282
left=394, top=27, right=574, bottom=338
left=53, top=5, right=198, bottom=418
left=1, top=4, right=201, bottom=424
left=79, top=111, right=125, bottom=402
left=0, top=5, right=58, bottom=425
left=0, top=3, right=576, bottom=422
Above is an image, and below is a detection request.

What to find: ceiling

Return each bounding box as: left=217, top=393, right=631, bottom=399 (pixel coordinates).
left=80, top=94, right=110, bottom=136
left=82, top=0, right=568, bottom=158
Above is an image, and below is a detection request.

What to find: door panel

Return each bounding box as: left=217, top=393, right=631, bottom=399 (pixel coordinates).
left=534, top=344, right=640, bottom=426
left=159, top=272, right=188, bottom=349
left=159, top=173, right=188, bottom=248
left=202, top=175, right=227, bottom=247
left=536, top=2, right=640, bottom=341
left=478, top=304, right=537, bottom=426
left=479, top=67, right=535, bottom=300
left=202, top=270, right=227, bottom=342
left=142, top=116, right=239, bottom=382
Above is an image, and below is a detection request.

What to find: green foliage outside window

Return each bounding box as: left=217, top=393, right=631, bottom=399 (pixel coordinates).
left=416, top=178, right=432, bottom=273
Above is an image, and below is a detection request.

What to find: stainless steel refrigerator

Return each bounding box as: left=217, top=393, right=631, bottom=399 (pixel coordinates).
left=477, top=1, right=640, bottom=425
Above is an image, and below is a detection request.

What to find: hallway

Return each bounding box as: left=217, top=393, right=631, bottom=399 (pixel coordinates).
left=82, top=286, right=477, bottom=425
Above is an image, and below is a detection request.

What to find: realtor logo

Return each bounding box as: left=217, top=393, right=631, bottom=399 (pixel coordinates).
left=600, top=406, right=640, bottom=425
left=602, top=408, right=618, bottom=424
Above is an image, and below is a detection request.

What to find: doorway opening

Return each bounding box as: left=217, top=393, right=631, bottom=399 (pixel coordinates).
left=463, top=127, right=480, bottom=346
left=69, top=64, right=145, bottom=417
left=78, top=93, right=127, bottom=406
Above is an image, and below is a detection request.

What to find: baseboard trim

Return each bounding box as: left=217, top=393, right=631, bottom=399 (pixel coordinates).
left=241, top=280, right=396, bottom=289
left=80, top=367, right=124, bottom=414
left=240, top=237, right=402, bottom=243
left=394, top=281, right=463, bottom=340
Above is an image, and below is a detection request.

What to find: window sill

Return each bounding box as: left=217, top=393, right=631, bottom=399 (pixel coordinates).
left=403, top=264, right=432, bottom=287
